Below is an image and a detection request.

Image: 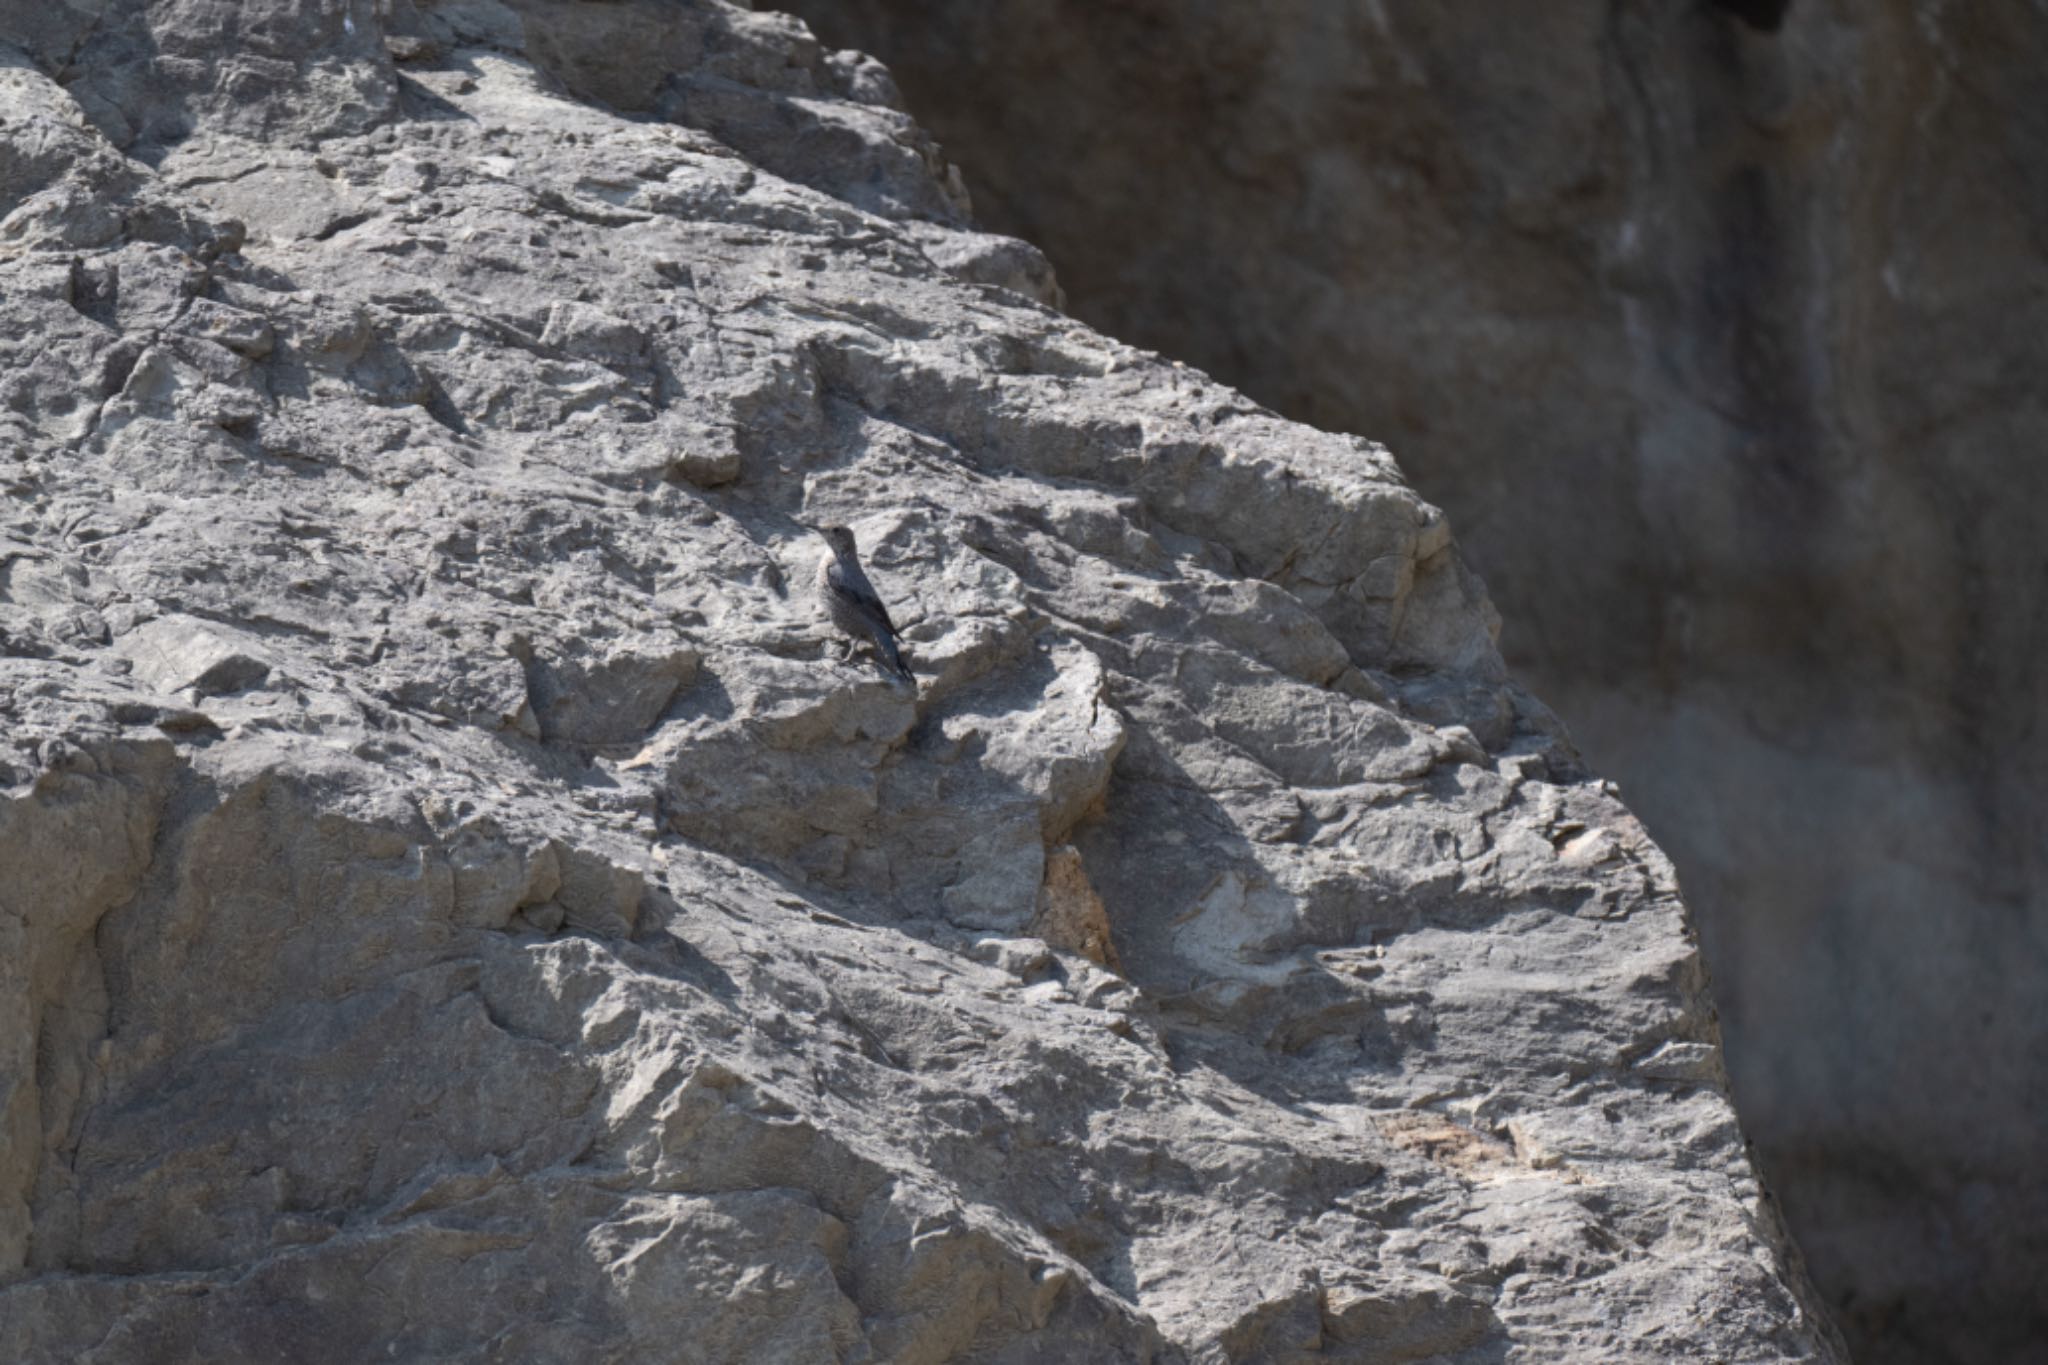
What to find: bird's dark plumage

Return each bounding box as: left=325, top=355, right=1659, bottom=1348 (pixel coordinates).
left=811, top=523, right=913, bottom=683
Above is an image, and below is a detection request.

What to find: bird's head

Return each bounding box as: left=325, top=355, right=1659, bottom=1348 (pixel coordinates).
left=810, top=523, right=858, bottom=557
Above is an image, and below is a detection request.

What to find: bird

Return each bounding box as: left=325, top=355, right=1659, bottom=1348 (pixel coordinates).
left=808, top=522, right=914, bottom=684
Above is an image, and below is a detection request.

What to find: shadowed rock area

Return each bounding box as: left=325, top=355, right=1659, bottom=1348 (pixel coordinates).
left=1, top=2, right=1843, bottom=1360
left=780, top=1, right=2048, bottom=1359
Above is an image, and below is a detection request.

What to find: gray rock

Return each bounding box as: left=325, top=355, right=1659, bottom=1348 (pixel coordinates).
left=775, top=4, right=2048, bottom=1357
left=0, top=2, right=1842, bottom=1362
left=115, top=614, right=274, bottom=698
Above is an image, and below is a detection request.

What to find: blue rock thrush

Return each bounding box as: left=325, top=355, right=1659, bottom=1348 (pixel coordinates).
left=810, top=523, right=914, bottom=684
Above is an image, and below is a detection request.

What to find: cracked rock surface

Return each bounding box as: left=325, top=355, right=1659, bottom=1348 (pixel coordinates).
left=775, top=6, right=2048, bottom=1357
left=1, top=2, right=1841, bottom=1361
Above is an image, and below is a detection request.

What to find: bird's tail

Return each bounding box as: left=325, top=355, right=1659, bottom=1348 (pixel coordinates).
left=879, top=633, right=914, bottom=683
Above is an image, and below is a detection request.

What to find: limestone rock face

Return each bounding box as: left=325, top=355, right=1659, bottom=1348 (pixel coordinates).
left=0, top=2, right=1840, bottom=1361
left=781, top=2, right=2048, bottom=1360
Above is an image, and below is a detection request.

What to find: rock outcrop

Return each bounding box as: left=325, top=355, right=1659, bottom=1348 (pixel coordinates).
left=1, top=2, right=1841, bottom=1361
left=780, top=2, right=2048, bottom=1360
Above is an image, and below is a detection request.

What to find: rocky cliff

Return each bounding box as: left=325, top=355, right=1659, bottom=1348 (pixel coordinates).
left=0, top=2, right=1843, bottom=1360
left=779, top=1, right=2048, bottom=1360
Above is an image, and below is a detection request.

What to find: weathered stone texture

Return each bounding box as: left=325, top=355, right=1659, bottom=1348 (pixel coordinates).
left=782, top=1, right=2048, bottom=1358
left=0, top=2, right=1841, bottom=1361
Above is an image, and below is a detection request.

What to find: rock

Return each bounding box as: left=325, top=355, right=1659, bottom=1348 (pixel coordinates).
left=781, top=2, right=2047, bottom=1357
left=0, top=2, right=1842, bottom=1362
left=114, top=615, right=274, bottom=698
left=523, top=636, right=699, bottom=748
left=668, top=443, right=742, bottom=489
left=904, top=220, right=1066, bottom=308
left=1033, top=843, right=1118, bottom=969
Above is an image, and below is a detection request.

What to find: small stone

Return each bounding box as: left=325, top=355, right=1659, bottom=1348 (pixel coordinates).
left=671, top=446, right=741, bottom=487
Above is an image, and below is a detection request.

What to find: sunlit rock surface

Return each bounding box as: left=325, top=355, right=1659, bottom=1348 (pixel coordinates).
left=0, top=3, right=1841, bottom=1360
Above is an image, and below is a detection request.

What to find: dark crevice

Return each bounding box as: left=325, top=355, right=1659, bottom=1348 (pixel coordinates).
left=1710, top=0, right=1792, bottom=33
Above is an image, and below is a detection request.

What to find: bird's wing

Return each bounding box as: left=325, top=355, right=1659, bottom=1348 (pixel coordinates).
left=831, top=563, right=898, bottom=634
